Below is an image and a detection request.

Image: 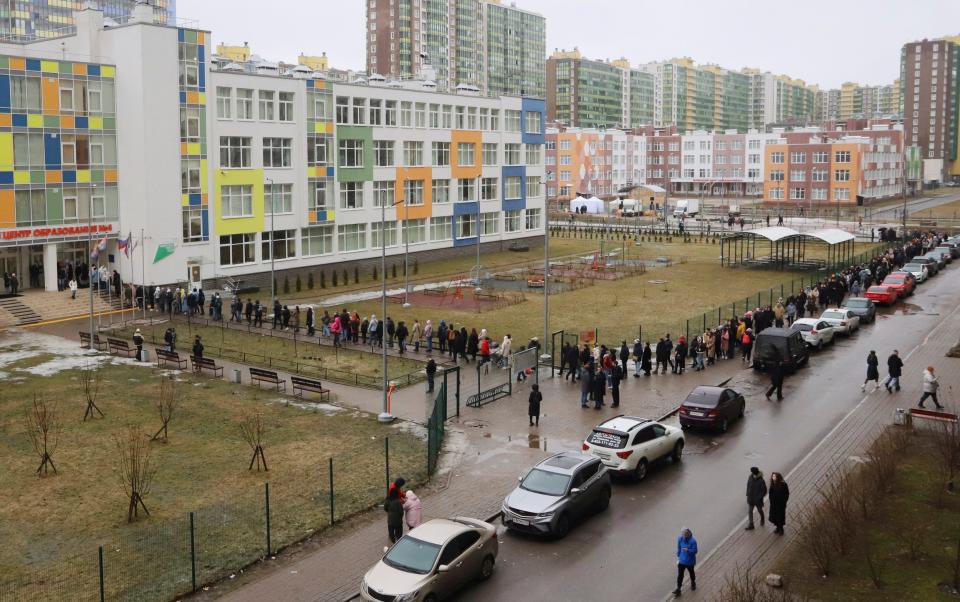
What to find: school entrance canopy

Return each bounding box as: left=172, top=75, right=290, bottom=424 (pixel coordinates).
left=720, top=227, right=856, bottom=271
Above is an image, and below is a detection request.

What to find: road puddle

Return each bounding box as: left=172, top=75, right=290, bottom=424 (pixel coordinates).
left=527, top=434, right=540, bottom=448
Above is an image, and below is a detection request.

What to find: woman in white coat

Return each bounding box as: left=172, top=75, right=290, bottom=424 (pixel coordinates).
left=402, top=489, right=422, bottom=529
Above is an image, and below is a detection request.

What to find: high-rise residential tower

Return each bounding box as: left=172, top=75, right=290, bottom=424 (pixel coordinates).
left=365, top=0, right=546, bottom=98
left=900, top=38, right=957, bottom=181
left=0, top=0, right=175, bottom=40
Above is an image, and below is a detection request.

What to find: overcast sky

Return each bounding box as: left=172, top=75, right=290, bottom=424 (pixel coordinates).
left=179, top=0, right=960, bottom=89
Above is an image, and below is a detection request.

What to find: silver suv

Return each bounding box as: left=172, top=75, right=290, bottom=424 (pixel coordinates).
left=501, top=452, right=612, bottom=538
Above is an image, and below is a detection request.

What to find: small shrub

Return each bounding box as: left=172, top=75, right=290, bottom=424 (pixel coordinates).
left=283, top=276, right=290, bottom=295
left=372, top=266, right=378, bottom=281
left=392, top=264, right=397, bottom=279
left=295, top=274, right=302, bottom=292
left=354, top=267, right=360, bottom=284
left=307, top=272, right=314, bottom=290
left=413, top=259, right=419, bottom=275
left=320, top=271, right=326, bottom=289
left=342, top=269, right=348, bottom=285
left=332, top=271, right=338, bottom=287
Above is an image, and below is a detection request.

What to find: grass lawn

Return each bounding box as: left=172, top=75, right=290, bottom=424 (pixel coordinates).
left=777, top=432, right=960, bottom=601
left=0, top=330, right=426, bottom=601
left=910, top=197, right=960, bottom=220
left=114, top=320, right=427, bottom=388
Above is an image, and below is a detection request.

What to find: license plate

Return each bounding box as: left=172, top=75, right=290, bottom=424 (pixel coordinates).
left=512, top=518, right=529, bottom=526
left=690, top=411, right=704, bottom=417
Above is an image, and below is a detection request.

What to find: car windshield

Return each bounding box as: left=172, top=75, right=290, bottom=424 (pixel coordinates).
left=822, top=311, right=844, bottom=319
left=383, top=536, right=442, bottom=575
left=884, top=277, right=904, bottom=283
left=903, top=265, right=923, bottom=271
left=683, top=389, right=720, bottom=407
left=520, top=468, right=571, bottom=496
left=793, top=323, right=813, bottom=332
left=846, top=299, right=870, bottom=308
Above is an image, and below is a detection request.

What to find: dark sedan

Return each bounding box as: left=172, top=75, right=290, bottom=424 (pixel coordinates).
left=678, top=386, right=745, bottom=433
left=841, top=297, right=876, bottom=324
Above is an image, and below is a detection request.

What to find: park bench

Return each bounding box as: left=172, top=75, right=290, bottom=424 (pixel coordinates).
left=473, top=291, right=501, bottom=302
left=910, top=407, right=959, bottom=425
left=250, top=367, right=285, bottom=391
left=156, top=349, right=188, bottom=369
left=191, top=356, right=223, bottom=378
left=79, top=331, right=108, bottom=351
left=466, top=382, right=510, bottom=408
left=107, top=338, right=137, bottom=358
left=291, top=375, right=331, bottom=401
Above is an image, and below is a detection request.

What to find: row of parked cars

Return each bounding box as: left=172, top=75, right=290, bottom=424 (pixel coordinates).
left=866, top=239, right=959, bottom=304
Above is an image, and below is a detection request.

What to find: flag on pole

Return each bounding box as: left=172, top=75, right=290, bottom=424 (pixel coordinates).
left=118, top=232, right=131, bottom=258
left=90, top=236, right=108, bottom=260
left=97, top=236, right=108, bottom=252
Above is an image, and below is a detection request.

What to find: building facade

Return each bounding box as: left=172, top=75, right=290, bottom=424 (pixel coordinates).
left=365, top=0, right=545, bottom=99
left=0, top=0, right=175, bottom=41
left=900, top=38, right=957, bottom=182
left=0, top=4, right=546, bottom=292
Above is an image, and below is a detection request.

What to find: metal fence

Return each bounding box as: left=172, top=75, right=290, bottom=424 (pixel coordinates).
left=427, top=383, right=447, bottom=476
left=2, top=439, right=428, bottom=602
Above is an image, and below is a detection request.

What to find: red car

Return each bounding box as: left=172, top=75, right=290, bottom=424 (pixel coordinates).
left=866, top=285, right=897, bottom=305
left=881, top=274, right=915, bottom=297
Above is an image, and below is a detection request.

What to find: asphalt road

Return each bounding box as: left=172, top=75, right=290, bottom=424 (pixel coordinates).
left=454, top=268, right=960, bottom=601
left=869, top=191, right=960, bottom=219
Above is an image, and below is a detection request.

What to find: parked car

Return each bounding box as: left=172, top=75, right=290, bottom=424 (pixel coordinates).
left=502, top=452, right=612, bottom=538
left=582, top=416, right=684, bottom=480
left=865, top=285, right=898, bottom=306
left=881, top=273, right=914, bottom=297
left=361, top=517, right=498, bottom=602
left=790, top=318, right=837, bottom=349
left=819, top=308, right=861, bottom=336
left=921, top=252, right=948, bottom=270
left=678, top=386, right=746, bottom=433
left=752, top=327, right=809, bottom=370
left=912, top=256, right=939, bottom=276
left=936, top=244, right=960, bottom=259
left=841, top=297, right=877, bottom=324
left=901, top=262, right=929, bottom=283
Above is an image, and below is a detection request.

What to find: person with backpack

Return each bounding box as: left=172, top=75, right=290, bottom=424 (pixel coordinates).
left=384, top=488, right=404, bottom=543
left=741, top=328, right=753, bottom=364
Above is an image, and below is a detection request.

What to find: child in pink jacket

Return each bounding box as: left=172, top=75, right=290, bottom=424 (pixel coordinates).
left=402, top=489, right=422, bottom=529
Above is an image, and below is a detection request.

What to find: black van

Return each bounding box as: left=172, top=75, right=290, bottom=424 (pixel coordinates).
left=752, top=327, right=808, bottom=372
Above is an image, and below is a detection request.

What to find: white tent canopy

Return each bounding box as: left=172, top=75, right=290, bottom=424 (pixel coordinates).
left=570, top=196, right=605, bottom=214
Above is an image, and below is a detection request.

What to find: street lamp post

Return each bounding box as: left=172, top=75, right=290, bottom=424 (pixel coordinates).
left=402, top=200, right=411, bottom=308
left=542, top=206, right=550, bottom=370
left=265, top=178, right=277, bottom=302
left=379, top=199, right=404, bottom=424
left=474, top=199, right=482, bottom=293
left=87, top=187, right=95, bottom=350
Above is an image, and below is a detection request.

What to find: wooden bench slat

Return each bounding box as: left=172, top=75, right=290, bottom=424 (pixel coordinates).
left=156, top=349, right=188, bottom=369
left=250, top=368, right=285, bottom=391
left=290, top=376, right=331, bottom=400
left=190, top=356, right=223, bottom=378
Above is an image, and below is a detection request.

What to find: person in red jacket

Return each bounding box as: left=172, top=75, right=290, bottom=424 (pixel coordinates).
left=479, top=336, right=491, bottom=374
left=741, top=329, right=753, bottom=364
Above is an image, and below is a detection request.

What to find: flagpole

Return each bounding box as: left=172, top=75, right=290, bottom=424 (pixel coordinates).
left=87, top=197, right=95, bottom=350
left=141, top=228, right=146, bottom=323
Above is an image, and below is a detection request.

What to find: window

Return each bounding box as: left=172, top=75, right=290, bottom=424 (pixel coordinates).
left=87, top=83, right=102, bottom=113
left=429, top=103, right=440, bottom=128
left=278, top=92, right=294, bottom=122
left=336, top=96, right=349, bottom=123
left=311, top=94, right=330, bottom=120
left=769, top=170, right=784, bottom=182
left=371, top=221, right=398, bottom=248
left=790, top=152, right=806, bottom=163
left=835, top=150, right=851, bottom=163
left=525, top=144, right=541, bottom=166
left=374, top=140, right=394, bottom=167
left=180, top=107, right=200, bottom=141
left=373, top=180, right=395, bottom=207
left=770, top=152, right=784, bottom=164
left=415, top=102, right=427, bottom=128
left=457, top=142, right=475, bottom=166
left=181, top=159, right=201, bottom=193
left=339, top=181, right=363, bottom=209
left=456, top=214, right=477, bottom=238
left=526, top=176, right=542, bottom=197
left=62, top=193, right=78, bottom=222
left=559, top=139, right=571, bottom=151
left=10, top=75, right=41, bottom=111
left=481, top=177, right=498, bottom=200
left=505, top=176, right=522, bottom=199
left=834, top=169, right=851, bottom=182
left=14, top=190, right=45, bottom=225
left=769, top=187, right=784, bottom=200
left=432, top=142, right=450, bottom=166
left=560, top=170, right=571, bottom=180
left=236, top=89, right=254, bottom=120
left=433, top=179, right=450, bottom=203
left=403, top=141, right=424, bottom=166
left=404, top=180, right=425, bottom=206
left=790, top=170, right=806, bottom=182
left=525, top=208, right=542, bottom=230
left=401, top=101, right=413, bottom=127
left=748, top=154, right=760, bottom=164
left=384, top=100, right=397, bottom=126
left=339, top=139, right=364, bottom=168
left=480, top=212, right=500, bottom=235
left=220, top=137, right=252, bottom=168
left=259, top=90, right=275, bottom=121
left=504, top=210, right=522, bottom=232
left=482, top=143, right=498, bottom=165
left=790, top=187, right=806, bottom=200
left=13, top=133, right=43, bottom=168
left=308, top=137, right=329, bottom=165
left=337, top=224, right=366, bottom=252
left=834, top=188, right=850, bottom=201
left=524, top=111, right=542, bottom=134
left=812, top=169, right=827, bottom=182
left=308, top=181, right=330, bottom=211
left=264, top=183, right=293, bottom=214
left=402, top=218, right=427, bottom=244
left=221, top=185, right=253, bottom=218
left=352, top=98, right=366, bottom=124
left=263, top=138, right=292, bottom=168
left=219, top=234, right=255, bottom=266
left=489, top=109, right=499, bottom=131
left=812, top=188, right=828, bottom=200
left=813, top=151, right=829, bottom=163
left=59, top=80, right=74, bottom=111
left=61, top=137, right=76, bottom=166
left=505, top=110, right=521, bottom=132
left=217, top=87, right=232, bottom=119
left=458, top=178, right=476, bottom=201
left=302, top=225, right=333, bottom=256
left=505, top=144, right=521, bottom=165
left=430, top=216, right=452, bottom=241
left=455, top=105, right=465, bottom=129
left=262, top=229, right=296, bottom=260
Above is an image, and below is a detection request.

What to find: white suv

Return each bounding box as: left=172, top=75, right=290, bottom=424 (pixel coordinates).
left=819, top=308, right=860, bottom=336
left=582, top=416, right=684, bottom=481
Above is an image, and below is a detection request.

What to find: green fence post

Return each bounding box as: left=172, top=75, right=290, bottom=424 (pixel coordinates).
left=685, top=319, right=689, bottom=342
left=265, top=482, right=272, bottom=557
left=189, top=512, right=197, bottom=593
left=702, top=313, right=706, bottom=333
left=329, top=458, right=335, bottom=525
left=780, top=284, right=784, bottom=299
left=98, top=545, right=105, bottom=602
left=385, top=437, right=390, bottom=496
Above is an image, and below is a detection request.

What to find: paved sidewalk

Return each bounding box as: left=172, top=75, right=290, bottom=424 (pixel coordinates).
left=682, top=299, right=960, bottom=598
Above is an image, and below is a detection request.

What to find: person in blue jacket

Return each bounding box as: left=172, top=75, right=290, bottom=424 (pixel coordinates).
left=673, top=527, right=698, bottom=596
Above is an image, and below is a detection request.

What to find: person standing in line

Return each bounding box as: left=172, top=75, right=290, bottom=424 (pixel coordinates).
left=254, top=300, right=263, bottom=327
left=528, top=383, right=542, bottom=427
left=132, top=329, right=144, bottom=362
left=765, top=358, right=784, bottom=401
left=402, top=489, right=422, bottom=531
left=384, top=487, right=404, bottom=544
left=619, top=341, right=630, bottom=376
left=655, top=337, right=667, bottom=374
left=425, top=358, right=437, bottom=393
left=396, top=320, right=409, bottom=355
left=641, top=342, right=653, bottom=376
left=741, top=328, right=753, bottom=365
left=592, top=369, right=606, bottom=409
left=745, top=466, right=767, bottom=530
left=192, top=335, right=204, bottom=360
left=610, top=362, right=622, bottom=408
left=673, top=527, right=698, bottom=596
left=292, top=306, right=301, bottom=334
left=272, top=300, right=282, bottom=329
left=884, top=349, right=903, bottom=393
left=411, top=319, right=422, bottom=353
left=632, top=339, right=643, bottom=377
left=499, top=333, right=512, bottom=369
left=579, top=362, right=591, bottom=408
left=918, top=366, right=945, bottom=410
left=767, top=472, right=790, bottom=535
left=68, top=277, right=78, bottom=299
left=306, top=306, right=315, bottom=336
left=862, top=350, right=880, bottom=392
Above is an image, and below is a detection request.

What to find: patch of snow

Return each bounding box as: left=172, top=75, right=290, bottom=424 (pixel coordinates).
left=265, top=397, right=345, bottom=413
left=391, top=420, right=428, bottom=441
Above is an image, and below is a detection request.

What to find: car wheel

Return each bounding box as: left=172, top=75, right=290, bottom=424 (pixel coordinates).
left=634, top=459, right=649, bottom=482
left=594, top=487, right=611, bottom=512
left=680, top=422, right=689, bottom=431
left=671, top=440, right=684, bottom=463
left=738, top=401, right=745, bottom=418
left=816, top=339, right=823, bottom=350
left=553, top=513, right=570, bottom=539
left=719, top=417, right=729, bottom=433
left=480, top=555, right=495, bottom=580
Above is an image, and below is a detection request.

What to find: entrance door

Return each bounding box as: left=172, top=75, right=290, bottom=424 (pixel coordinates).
left=187, top=264, right=202, bottom=292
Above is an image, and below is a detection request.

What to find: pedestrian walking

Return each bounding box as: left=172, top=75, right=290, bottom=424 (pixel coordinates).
left=132, top=329, right=144, bottom=362
left=579, top=363, right=591, bottom=407
left=884, top=350, right=903, bottom=393
left=632, top=339, right=643, bottom=377
left=68, top=278, right=78, bottom=299
left=918, top=366, right=944, bottom=410
left=765, top=358, right=784, bottom=401
left=384, top=487, right=404, bottom=543
left=862, top=350, right=880, bottom=392
left=402, top=489, right=422, bottom=530
left=592, top=369, right=606, bottom=409
left=673, top=527, right=698, bottom=596
left=768, top=472, right=789, bottom=535
left=528, top=384, right=542, bottom=427
left=745, top=466, right=767, bottom=530
left=425, top=358, right=437, bottom=393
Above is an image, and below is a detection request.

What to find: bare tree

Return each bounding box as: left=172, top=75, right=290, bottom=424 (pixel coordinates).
left=239, top=410, right=268, bottom=471
left=796, top=503, right=835, bottom=577
left=817, top=469, right=859, bottom=556
left=930, top=420, right=960, bottom=508
left=862, top=538, right=888, bottom=589
left=151, top=377, right=181, bottom=442
left=115, top=425, right=157, bottom=522
left=24, top=395, right=61, bottom=476
left=81, top=364, right=104, bottom=421
left=949, top=535, right=960, bottom=591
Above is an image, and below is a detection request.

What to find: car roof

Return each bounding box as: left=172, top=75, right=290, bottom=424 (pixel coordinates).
left=792, top=317, right=820, bottom=325
left=868, top=285, right=892, bottom=291
left=407, top=518, right=472, bottom=545
left=845, top=297, right=871, bottom=301
left=683, top=386, right=729, bottom=402
left=536, top=452, right=595, bottom=474
left=596, top=415, right=651, bottom=433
